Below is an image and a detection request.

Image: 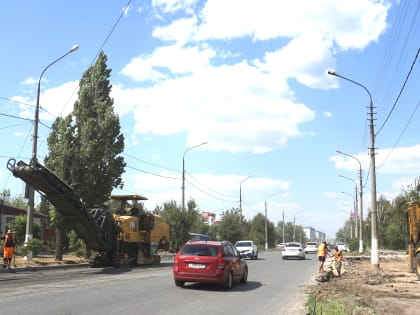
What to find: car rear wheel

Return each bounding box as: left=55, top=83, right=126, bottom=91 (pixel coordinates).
left=175, top=280, right=185, bottom=287
left=224, top=271, right=233, bottom=290
left=240, top=267, right=248, bottom=284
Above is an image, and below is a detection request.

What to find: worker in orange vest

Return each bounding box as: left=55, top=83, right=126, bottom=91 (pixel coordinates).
left=2, top=229, right=16, bottom=269
left=333, top=245, right=344, bottom=275
left=317, top=240, right=329, bottom=273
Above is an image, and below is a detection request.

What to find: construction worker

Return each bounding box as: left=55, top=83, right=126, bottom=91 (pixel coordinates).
left=333, top=245, right=344, bottom=275
left=317, top=240, right=329, bottom=273
left=2, top=229, right=16, bottom=268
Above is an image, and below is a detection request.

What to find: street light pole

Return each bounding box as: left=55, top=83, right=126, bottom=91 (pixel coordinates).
left=264, top=192, right=281, bottom=250
left=341, top=191, right=357, bottom=239
left=337, top=150, right=364, bottom=253
left=338, top=174, right=358, bottom=238
left=329, top=70, right=378, bottom=269
left=282, top=204, right=294, bottom=244
left=182, top=142, right=207, bottom=211
left=26, top=45, right=79, bottom=244
left=239, top=175, right=254, bottom=227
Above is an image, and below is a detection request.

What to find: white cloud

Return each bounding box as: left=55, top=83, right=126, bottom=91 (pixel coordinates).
left=334, top=145, right=420, bottom=175
left=152, top=0, right=199, bottom=15
left=117, top=0, right=389, bottom=154
left=153, top=17, right=198, bottom=43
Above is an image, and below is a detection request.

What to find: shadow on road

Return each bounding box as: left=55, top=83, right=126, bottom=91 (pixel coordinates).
left=180, top=280, right=262, bottom=292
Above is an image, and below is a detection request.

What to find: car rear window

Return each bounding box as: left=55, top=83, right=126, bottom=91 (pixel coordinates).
left=307, top=242, right=317, bottom=246
left=235, top=242, right=251, bottom=247
left=181, top=245, right=219, bottom=256
left=286, top=243, right=301, bottom=247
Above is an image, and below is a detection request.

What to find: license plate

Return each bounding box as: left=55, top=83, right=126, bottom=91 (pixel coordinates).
left=188, top=263, right=205, bottom=269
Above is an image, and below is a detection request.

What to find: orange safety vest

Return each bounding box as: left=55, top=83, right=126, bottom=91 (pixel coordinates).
left=3, top=233, right=15, bottom=259
left=334, top=249, right=343, bottom=262
left=317, top=243, right=327, bottom=257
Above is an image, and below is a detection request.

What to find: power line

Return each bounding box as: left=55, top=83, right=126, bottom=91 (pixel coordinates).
left=184, top=177, right=237, bottom=203
left=126, top=164, right=180, bottom=180
left=376, top=48, right=420, bottom=136
left=186, top=171, right=237, bottom=199
left=124, top=153, right=178, bottom=172
left=377, top=100, right=420, bottom=169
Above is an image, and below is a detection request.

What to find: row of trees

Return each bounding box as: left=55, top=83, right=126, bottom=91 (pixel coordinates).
left=155, top=199, right=306, bottom=251
left=336, top=179, right=420, bottom=251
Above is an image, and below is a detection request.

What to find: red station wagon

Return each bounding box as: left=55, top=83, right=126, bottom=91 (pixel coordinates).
left=173, top=240, right=248, bottom=290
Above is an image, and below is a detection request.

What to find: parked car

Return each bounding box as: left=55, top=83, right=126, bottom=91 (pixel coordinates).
left=336, top=242, right=349, bottom=252
left=173, top=240, right=248, bottom=290
left=304, top=242, right=318, bottom=254
left=234, top=240, right=258, bottom=259
left=282, top=242, right=306, bottom=260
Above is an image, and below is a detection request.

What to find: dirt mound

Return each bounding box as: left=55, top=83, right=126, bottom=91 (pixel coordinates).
left=306, top=256, right=420, bottom=315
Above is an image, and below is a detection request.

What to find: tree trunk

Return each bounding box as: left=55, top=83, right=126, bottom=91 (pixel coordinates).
left=55, top=213, right=65, bottom=261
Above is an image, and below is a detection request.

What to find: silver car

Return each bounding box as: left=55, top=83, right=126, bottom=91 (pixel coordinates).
left=281, top=242, right=306, bottom=260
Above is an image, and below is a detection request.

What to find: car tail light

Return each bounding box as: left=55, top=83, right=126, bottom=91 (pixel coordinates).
left=174, top=254, right=179, bottom=272
left=217, top=252, right=225, bottom=270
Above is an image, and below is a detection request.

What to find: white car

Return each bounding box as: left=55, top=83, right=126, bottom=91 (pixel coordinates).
left=304, top=242, right=318, bottom=254
left=336, top=242, right=349, bottom=252
left=235, top=240, right=258, bottom=259
left=282, top=242, right=306, bottom=260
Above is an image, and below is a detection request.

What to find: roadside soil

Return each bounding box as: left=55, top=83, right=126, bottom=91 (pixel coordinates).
left=8, top=253, right=88, bottom=267
left=306, top=254, right=420, bottom=315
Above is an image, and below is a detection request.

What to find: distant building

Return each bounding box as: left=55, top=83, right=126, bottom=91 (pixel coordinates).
left=315, top=230, right=326, bottom=242
left=200, top=211, right=216, bottom=225
left=0, top=202, right=46, bottom=236
left=303, top=226, right=316, bottom=241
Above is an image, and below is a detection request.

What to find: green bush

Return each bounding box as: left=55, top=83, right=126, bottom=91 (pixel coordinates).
left=348, top=238, right=359, bottom=252
left=68, top=230, right=84, bottom=251
left=18, top=239, right=43, bottom=257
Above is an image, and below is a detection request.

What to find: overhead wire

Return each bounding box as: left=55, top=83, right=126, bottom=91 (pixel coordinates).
left=376, top=48, right=420, bottom=136
left=377, top=101, right=420, bottom=169
left=124, top=152, right=178, bottom=172
left=184, top=177, right=237, bottom=203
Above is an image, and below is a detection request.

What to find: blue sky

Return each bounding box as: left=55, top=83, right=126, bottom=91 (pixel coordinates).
left=0, top=0, right=419, bottom=239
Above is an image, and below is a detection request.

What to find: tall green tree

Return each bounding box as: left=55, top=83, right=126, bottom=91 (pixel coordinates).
left=45, top=51, right=125, bottom=259
left=70, top=51, right=125, bottom=206
left=160, top=199, right=200, bottom=252
left=218, top=208, right=243, bottom=243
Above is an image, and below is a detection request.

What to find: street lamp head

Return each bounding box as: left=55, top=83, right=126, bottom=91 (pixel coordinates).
left=327, top=70, right=337, bottom=76
left=70, top=45, right=79, bottom=52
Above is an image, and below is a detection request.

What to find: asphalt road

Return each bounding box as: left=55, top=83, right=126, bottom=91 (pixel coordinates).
left=0, top=251, right=318, bottom=315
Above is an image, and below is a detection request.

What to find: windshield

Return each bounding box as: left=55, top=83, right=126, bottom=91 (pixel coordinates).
left=181, top=245, right=218, bottom=257
left=286, top=243, right=301, bottom=248
left=235, top=242, right=251, bottom=247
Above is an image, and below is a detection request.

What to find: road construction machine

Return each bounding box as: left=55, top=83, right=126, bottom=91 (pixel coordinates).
left=7, top=158, right=170, bottom=267
left=405, top=201, right=420, bottom=280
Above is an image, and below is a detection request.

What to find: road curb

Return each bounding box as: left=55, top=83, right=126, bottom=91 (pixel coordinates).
left=0, top=263, right=89, bottom=273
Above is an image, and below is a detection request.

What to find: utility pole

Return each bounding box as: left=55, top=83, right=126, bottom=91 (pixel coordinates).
left=26, top=45, right=79, bottom=244
left=329, top=70, right=378, bottom=269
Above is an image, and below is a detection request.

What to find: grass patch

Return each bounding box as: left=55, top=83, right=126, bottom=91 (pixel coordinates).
left=306, top=294, right=375, bottom=315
